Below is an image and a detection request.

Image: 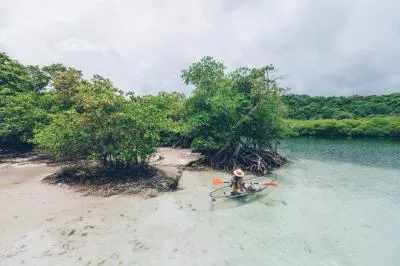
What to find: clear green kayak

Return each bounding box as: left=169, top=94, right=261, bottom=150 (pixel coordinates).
left=209, top=175, right=278, bottom=199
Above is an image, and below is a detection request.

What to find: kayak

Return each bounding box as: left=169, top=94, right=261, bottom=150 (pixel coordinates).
left=209, top=175, right=278, bottom=200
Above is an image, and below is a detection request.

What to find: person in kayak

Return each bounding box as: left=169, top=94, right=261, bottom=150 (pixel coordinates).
left=230, top=169, right=263, bottom=195
left=230, top=169, right=246, bottom=195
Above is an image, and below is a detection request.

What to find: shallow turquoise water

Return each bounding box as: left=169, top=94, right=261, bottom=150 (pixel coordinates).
left=82, top=137, right=399, bottom=266
left=1, top=139, right=398, bottom=265
left=280, top=137, right=400, bottom=169
left=261, top=138, right=400, bottom=265
left=183, top=137, right=400, bottom=265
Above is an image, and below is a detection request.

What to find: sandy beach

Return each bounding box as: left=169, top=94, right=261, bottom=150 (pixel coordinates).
left=2, top=143, right=399, bottom=266
left=1, top=148, right=258, bottom=266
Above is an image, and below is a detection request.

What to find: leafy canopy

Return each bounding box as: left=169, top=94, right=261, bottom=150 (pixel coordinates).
left=182, top=56, right=287, bottom=151
left=34, top=76, right=166, bottom=168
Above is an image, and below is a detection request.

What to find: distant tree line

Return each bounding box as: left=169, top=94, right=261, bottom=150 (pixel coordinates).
left=282, top=94, right=400, bottom=120
left=287, top=117, right=400, bottom=137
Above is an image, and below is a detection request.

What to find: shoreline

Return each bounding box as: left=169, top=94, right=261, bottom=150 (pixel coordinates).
left=0, top=147, right=246, bottom=265
left=1, top=148, right=203, bottom=197
left=2, top=142, right=396, bottom=265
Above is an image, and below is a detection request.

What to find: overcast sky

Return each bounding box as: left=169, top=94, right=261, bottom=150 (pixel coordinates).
left=1, top=0, right=399, bottom=96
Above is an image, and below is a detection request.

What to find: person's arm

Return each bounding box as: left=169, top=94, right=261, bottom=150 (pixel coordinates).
left=240, top=180, right=246, bottom=191
left=230, top=176, right=234, bottom=187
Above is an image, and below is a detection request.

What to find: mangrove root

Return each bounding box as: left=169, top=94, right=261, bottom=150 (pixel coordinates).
left=193, top=142, right=286, bottom=175
left=42, top=166, right=182, bottom=197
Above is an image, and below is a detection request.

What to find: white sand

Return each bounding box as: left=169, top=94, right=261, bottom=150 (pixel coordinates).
left=0, top=148, right=242, bottom=266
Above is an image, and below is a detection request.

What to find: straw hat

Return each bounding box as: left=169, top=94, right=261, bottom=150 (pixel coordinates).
left=233, top=169, right=245, bottom=177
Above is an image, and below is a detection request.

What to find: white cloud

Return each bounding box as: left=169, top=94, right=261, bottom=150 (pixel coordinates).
left=1, top=0, right=399, bottom=95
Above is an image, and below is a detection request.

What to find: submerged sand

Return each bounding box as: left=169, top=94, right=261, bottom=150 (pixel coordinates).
left=1, top=148, right=272, bottom=265
left=2, top=145, right=396, bottom=266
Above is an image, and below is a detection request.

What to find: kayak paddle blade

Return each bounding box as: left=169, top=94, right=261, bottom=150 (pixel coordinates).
left=263, top=181, right=278, bottom=187
left=212, top=178, right=224, bottom=185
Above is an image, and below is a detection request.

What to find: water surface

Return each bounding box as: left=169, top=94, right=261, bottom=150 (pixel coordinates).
left=1, top=139, right=399, bottom=265
left=191, top=137, right=400, bottom=265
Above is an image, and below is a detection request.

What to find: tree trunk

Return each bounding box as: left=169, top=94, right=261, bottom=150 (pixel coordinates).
left=232, top=141, right=241, bottom=158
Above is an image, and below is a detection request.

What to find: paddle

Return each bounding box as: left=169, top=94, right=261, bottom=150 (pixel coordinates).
left=212, top=178, right=278, bottom=187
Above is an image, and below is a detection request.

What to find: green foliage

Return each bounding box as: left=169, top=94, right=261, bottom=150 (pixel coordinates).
left=283, top=93, right=400, bottom=137
left=140, top=91, right=188, bottom=146
left=287, top=116, right=400, bottom=137
left=0, top=91, right=51, bottom=149
left=0, top=52, right=51, bottom=94
left=42, top=63, right=69, bottom=77
left=25, top=65, right=50, bottom=92
left=2, top=48, right=399, bottom=176
left=182, top=57, right=286, bottom=151
left=181, top=56, right=225, bottom=89
left=51, top=69, right=83, bottom=109
left=34, top=79, right=165, bottom=168
left=0, top=52, right=72, bottom=149
left=283, top=93, right=400, bottom=119
left=33, top=110, right=92, bottom=162
left=332, top=110, right=354, bottom=120
left=0, top=52, right=33, bottom=93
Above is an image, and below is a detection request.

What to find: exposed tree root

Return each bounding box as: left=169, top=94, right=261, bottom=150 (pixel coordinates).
left=192, top=142, right=287, bottom=175
left=42, top=166, right=182, bottom=197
